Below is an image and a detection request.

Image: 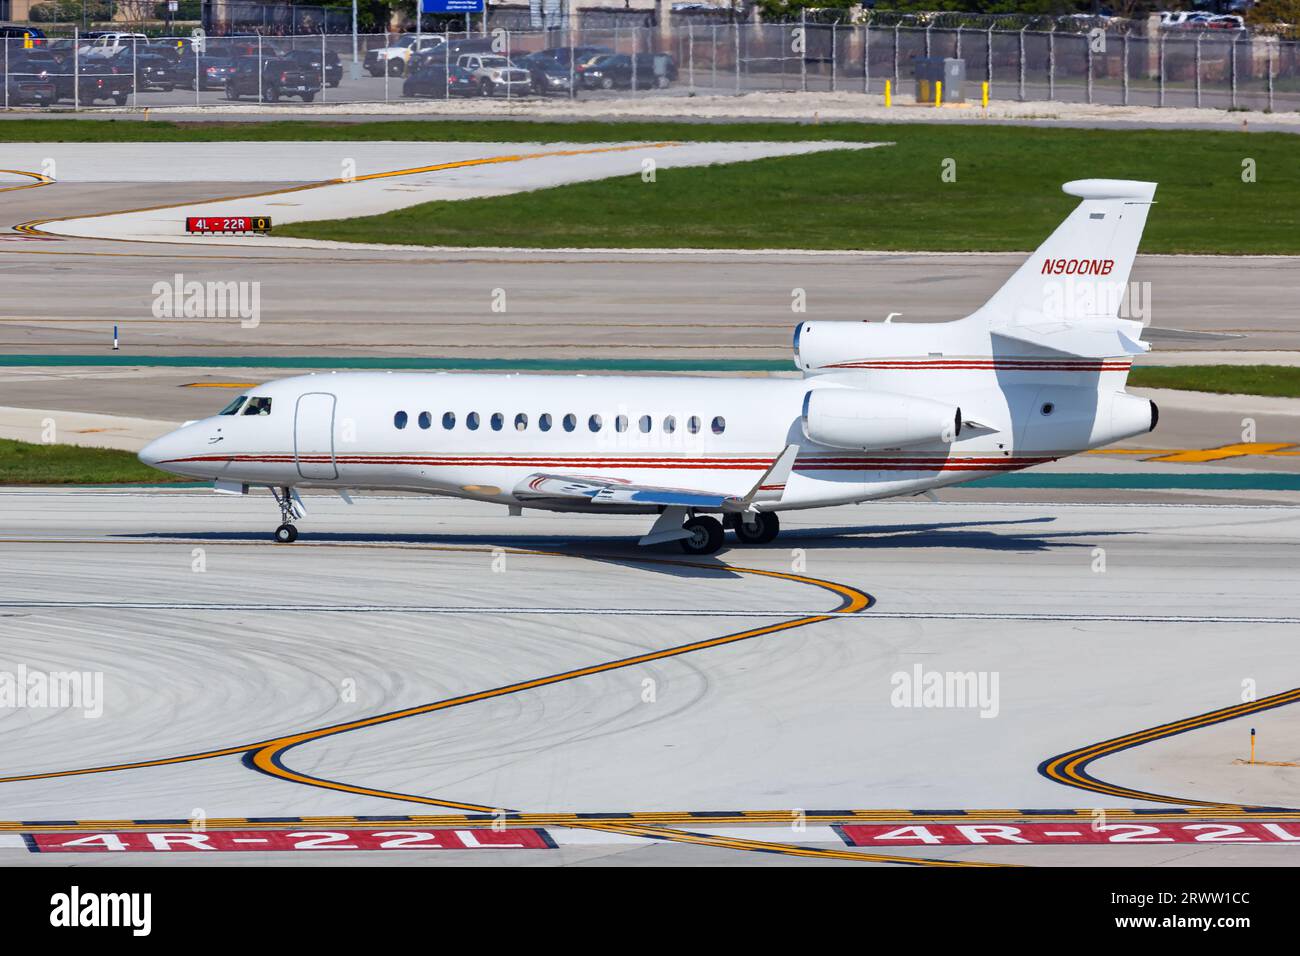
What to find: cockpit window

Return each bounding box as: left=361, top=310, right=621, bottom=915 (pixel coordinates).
left=218, top=395, right=247, bottom=416
left=242, top=397, right=272, bottom=416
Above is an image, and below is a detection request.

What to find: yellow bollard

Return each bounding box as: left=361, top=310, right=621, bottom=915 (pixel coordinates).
left=982, top=81, right=989, bottom=108
left=935, top=79, right=943, bottom=107
left=884, top=79, right=891, bottom=108
left=1251, top=727, right=1256, bottom=764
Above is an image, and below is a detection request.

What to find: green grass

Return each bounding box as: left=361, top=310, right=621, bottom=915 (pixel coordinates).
left=3, top=118, right=1297, bottom=252
left=0, top=438, right=169, bottom=484
left=263, top=124, right=1298, bottom=253
left=1129, top=365, right=1300, bottom=398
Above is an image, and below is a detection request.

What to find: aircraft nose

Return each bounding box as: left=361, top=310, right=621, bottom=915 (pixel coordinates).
left=137, top=436, right=164, bottom=469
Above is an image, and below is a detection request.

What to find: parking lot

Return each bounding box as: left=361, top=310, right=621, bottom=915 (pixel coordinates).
left=2, top=24, right=1297, bottom=113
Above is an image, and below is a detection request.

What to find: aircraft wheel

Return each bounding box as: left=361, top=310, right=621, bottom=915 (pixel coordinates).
left=679, top=516, right=724, bottom=555
left=274, top=523, right=298, bottom=544
left=733, top=511, right=780, bottom=545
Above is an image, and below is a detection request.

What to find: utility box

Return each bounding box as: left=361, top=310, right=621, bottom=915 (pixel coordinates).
left=914, top=57, right=966, bottom=104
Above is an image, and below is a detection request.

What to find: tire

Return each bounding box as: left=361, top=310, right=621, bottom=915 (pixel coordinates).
left=274, top=523, right=298, bottom=544
left=329, top=80, right=339, bottom=88
left=479, top=79, right=494, bottom=97
left=224, top=82, right=238, bottom=100
left=265, top=87, right=279, bottom=103
left=388, top=59, right=404, bottom=76
left=731, top=511, right=780, bottom=546
left=679, top=516, right=724, bottom=556
left=600, top=76, right=613, bottom=90
left=113, top=93, right=127, bottom=105
left=656, top=75, right=669, bottom=89
left=301, top=91, right=315, bottom=102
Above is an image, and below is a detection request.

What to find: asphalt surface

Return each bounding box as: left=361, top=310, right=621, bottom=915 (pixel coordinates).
left=0, top=491, right=1296, bottom=865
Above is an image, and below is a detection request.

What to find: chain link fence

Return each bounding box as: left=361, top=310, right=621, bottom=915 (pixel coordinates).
left=2, top=23, right=1295, bottom=111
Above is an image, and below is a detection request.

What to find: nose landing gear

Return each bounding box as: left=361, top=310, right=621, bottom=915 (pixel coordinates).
left=270, top=486, right=304, bottom=544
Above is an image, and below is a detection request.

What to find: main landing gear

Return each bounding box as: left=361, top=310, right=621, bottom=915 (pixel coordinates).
left=676, top=512, right=782, bottom=555
left=270, top=485, right=304, bottom=544
left=679, top=515, right=724, bottom=555
left=726, top=511, right=780, bottom=546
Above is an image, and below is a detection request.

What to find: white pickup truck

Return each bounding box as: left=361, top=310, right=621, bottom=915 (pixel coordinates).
left=79, top=33, right=150, bottom=58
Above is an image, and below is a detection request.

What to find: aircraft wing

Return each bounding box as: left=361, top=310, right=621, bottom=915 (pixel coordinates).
left=513, top=444, right=801, bottom=513
left=516, top=474, right=742, bottom=510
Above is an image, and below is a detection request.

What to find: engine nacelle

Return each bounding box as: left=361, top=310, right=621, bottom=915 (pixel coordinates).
left=802, top=388, right=962, bottom=451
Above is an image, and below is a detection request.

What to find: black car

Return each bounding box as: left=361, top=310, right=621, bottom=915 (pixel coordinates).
left=102, top=49, right=177, bottom=91
left=0, top=26, right=45, bottom=48
left=175, top=55, right=238, bottom=91
left=579, top=53, right=677, bottom=90
left=224, top=56, right=321, bottom=102
left=401, top=61, right=479, bottom=98
left=73, top=57, right=133, bottom=105
left=408, top=36, right=494, bottom=71
left=516, top=51, right=576, bottom=96
left=282, top=49, right=342, bottom=88
left=4, top=58, right=56, bottom=106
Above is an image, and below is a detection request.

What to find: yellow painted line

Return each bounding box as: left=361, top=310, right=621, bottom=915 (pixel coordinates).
left=1147, top=442, right=1295, bottom=463
left=578, top=821, right=1000, bottom=867
left=0, top=543, right=972, bottom=865
left=0, top=169, right=54, bottom=194
left=5, top=807, right=1300, bottom=833
left=14, top=143, right=681, bottom=239
left=1041, top=686, right=1300, bottom=806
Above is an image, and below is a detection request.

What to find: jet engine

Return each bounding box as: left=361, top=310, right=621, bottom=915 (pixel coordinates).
left=802, top=388, right=962, bottom=451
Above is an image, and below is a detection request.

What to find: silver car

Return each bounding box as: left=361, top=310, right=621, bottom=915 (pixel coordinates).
left=457, top=54, right=531, bottom=97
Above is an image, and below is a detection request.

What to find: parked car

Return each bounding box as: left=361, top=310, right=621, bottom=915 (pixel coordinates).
left=104, top=49, right=177, bottom=91
left=401, top=61, right=480, bottom=98
left=0, top=25, right=46, bottom=48
left=517, top=51, right=577, bottom=95
left=578, top=53, right=676, bottom=90
left=535, top=45, right=613, bottom=67
left=456, top=53, right=531, bottom=97
left=71, top=57, right=134, bottom=105
left=4, top=57, right=56, bottom=106
left=79, top=32, right=149, bottom=58
left=282, top=49, right=342, bottom=88
left=363, top=34, right=445, bottom=76
left=224, top=56, right=321, bottom=102
left=409, top=37, right=494, bottom=71
left=176, top=55, right=238, bottom=91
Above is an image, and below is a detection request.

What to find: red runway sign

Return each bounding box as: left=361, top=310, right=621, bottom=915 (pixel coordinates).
left=29, top=828, right=555, bottom=853
left=837, top=821, right=1300, bottom=847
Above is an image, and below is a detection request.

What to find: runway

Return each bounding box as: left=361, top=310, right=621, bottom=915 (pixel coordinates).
left=0, top=489, right=1297, bottom=865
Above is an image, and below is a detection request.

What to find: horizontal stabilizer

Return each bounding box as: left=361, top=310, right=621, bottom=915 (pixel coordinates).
left=993, top=318, right=1150, bottom=358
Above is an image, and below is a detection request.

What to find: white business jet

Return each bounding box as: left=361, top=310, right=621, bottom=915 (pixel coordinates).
left=139, top=179, right=1160, bottom=555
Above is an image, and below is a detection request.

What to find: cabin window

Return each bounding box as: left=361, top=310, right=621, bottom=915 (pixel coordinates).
left=490, top=412, right=504, bottom=431
left=394, top=410, right=408, bottom=429
left=539, top=413, right=552, bottom=432
left=588, top=414, right=603, bottom=432
left=663, top=415, right=676, bottom=434
left=218, top=396, right=247, bottom=416
left=615, top=414, right=628, bottom=433
left=243, top=397, right=273, bottom=416
left=442, top=412, right=456, bottom=429
left=418, top=412, right=432, bottom=430
left=466, top=411, right=480, bottom=431
left=687, top=415, right=701, bottom=434
left=711, top=416, right=726, bottom=435
left=563, top=413, right=577, bottom=432
left=514, top=413, right=528, bottom=431
left=639, top=415, right=651, bottom=433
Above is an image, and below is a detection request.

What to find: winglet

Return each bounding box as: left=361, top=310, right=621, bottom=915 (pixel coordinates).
left=744, top=444, right=799, bottom=505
